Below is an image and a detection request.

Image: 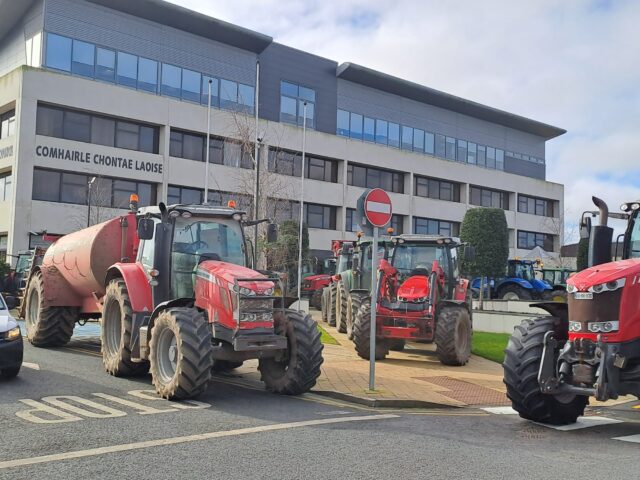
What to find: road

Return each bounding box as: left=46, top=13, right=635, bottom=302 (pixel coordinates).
left=1, top=327, right=640, bottom=480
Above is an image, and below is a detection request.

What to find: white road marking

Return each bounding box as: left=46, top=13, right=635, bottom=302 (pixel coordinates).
left=0, top=414, right=399, bottom=470
left=613, top=434, right=640, bottom=444
left=481, top=406, right=518, bottom=415
left=534, top=416, right=623, bottom=431
left=22, top=362, right=40, bottom=370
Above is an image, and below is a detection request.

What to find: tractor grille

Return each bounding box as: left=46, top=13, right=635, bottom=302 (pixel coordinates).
left=568, top=289, right=622, bottom=323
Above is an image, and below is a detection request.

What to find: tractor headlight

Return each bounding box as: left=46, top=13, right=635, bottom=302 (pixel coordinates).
left=5, top=327, right=21, bottom=341
left=588, top=278, right=625, bottom=293
left=587, top=321, right=619, bottom=333
left=263, top=287, right=275, bottom=296
left=237, top=286, right=256, bottom=296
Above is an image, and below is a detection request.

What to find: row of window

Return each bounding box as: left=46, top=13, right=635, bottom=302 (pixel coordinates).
left=0, top=110, right=15, bottom=140
left=517, top=230, right=554, bottom=251
left=44, top=33, right=255, bottom=113
left=267, top=148, right=338, bottom=183
left=169, top=129, right=252, bottom=169
left=518, top=194, right=556, bottom=217
left=337, top=109, right=544, bottom=169
left=37, top=104, right=159, bottom=154
left=0, top=173, right=11, bottom=202
left=167, top=185, right=253, bottom=213
left=345, top=209, right=404, bottom=234
left=32, top=168, right=156, bottom=208
left=347, top=164, right=404, bottom=194
left=414, top=176, right=461, bottom=202
left=470, top=186, right=510, bottom=210
left=280, top=81, right=316, bottom=129
left=413, top=217, right=460, bottom=237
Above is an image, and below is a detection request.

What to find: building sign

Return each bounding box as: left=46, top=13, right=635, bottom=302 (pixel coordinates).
left=35, top=145, right=163, bottom=174
left=0, top=145, right=13, bottom=160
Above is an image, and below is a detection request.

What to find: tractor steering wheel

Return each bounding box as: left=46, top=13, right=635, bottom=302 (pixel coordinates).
left=189, top=240, right=209, bottom=253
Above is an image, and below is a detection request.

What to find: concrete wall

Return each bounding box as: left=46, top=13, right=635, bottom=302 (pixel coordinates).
left=0, top=0, right=43, bottom=77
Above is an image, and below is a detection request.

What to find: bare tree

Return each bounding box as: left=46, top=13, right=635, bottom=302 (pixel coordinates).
left=68, top=176, right=119, bottom=231
left=541, top=213, right=577, bottom=269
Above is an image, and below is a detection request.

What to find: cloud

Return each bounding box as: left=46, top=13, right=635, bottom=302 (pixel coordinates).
left=169, top=0, right=640, bottom=243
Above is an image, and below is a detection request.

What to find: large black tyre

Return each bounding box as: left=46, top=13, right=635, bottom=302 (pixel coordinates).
left=310, top=289, right=323, bottom=310
left=1, top=366, right=21, bottom=379
left=149, top=307, right=213, bottom=400
left=101, top=280, right=149, bottom=376
left=353, top=303, right=388, bottom=360
left=347, top=293, right=368, bottom=341
left=550, top=289, right=567, bottom=302
left=327, top=283, right=337, bottom=327
left=212, top=360, right=244, bottom=372
left=435, top=305, right=472, bottom=366
left=259, top=310, right=323, bottom=395
left=499, top=284, right=532, bottom=301
left=503, top=316, right=588, bottom=425
left=24, top=271, right=77, bottom=347
left=321, top=287, right=329, bottom=322
left=335, top=281, right=348, bottom=333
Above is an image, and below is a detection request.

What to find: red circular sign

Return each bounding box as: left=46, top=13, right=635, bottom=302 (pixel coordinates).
left=364, top=188, right=392, bottom=227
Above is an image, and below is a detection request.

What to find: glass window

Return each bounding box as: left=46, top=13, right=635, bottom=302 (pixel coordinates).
left=486, top=147, right=496, bottom=169
left=36, top=105, right=64, bottom=137
left=388, top=123, right=400, bottom=148
left=304, top=203, right=335, bottom=230
left=424, top=132, right=434, bottom=155
left=223, top=141, right=242, bottom=168
left=117, top=52, right=138, bottom=88
left=467, top=142, right=477, bottom=164
left=139, top=126, right=157, bottom=154
left=113, top=180, right=137, bottom=208
left=445, top=137, right=456, bottom=160
left=137, top=57, right=158, bottom=93
left=63, top=111, right=91, bottom=143
left=220, top=79, right=238, bottom=109
left=375, top=119, right=388, bottom=145
left=33, top=169, right=61, bottom=201
left=201, top=76, right=220, bottom=107
left=337, top=110, right=350, bottom=137
left=390, top=214, right=404, bottom=234
left=280, top=96, right=297, bottom=124
left=115, top=122, right=139, bottom=150
left=470, top=186, right=508, bottom=210
left=161, top=63, right=181, bottom=98
left=238, top=84, right=255, bottom=112
left=435, top=134, right=446, bottom=158
left=93, top=177, right=113, bottom=207
left=179, top=69, right=201, bottom=103
left=346, top=208, right=357, bottom=232
left=298, top=86, right=316, bottom=102
left=71, top=39, right=94, bottom=77
left=363, top=117, right=375, bottom=142
left=280, top=81, right=298, bottom=97
left=413, top=129, right=424, bottom=152
left=496, top=149, right=504, bottom=170
left=209, top=137, right=224, bottom=164
left=61, top=173, right=87, bottom=204
left=170, top=131, right=183, bottom=157
left=45, top=33, right=72, bottom=71
left=350, top=113, right=363, bottom=140
left=477, top=145, right=486, bottom=167
left=182, top=132, right=204, bottom=161
left=280, top=81, right=316, bottom=128
left=457, top=140, right=467, bottom=163
left=1, top=111, right=16, bottom=140
left=300, top=100, right=314, bottom=128
left=96, top=47, right=116, bottom=82
left=91, top=116, right=116, bottom=146
left=401, top=126, right=413, bottom=150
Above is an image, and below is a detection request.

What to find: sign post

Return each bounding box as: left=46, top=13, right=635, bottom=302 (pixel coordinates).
left=361, top=188, right=393, bottom=391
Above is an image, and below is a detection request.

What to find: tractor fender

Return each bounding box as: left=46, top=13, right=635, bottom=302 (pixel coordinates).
left=497, top=278, right=533, bottom=291
left=105, top=263, right=152, bottom=313
left=146, top=297, right=194, bottom=337
left=439, top=299, right=471, bottom=315
left=530, top=301, right=568, bottom=323
left=531, top=279, right=553, bottom=291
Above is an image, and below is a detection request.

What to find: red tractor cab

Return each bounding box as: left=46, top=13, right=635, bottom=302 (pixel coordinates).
left=352, top=234, right=474, bottom=365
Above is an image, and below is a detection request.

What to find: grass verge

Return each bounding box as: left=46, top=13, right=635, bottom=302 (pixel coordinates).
left=472, top=331, right=510, bottom=364
left=317, top=324, right=339, bottom=345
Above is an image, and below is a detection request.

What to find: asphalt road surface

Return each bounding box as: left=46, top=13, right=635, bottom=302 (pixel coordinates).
left=1, top=328, right=640, bottom=480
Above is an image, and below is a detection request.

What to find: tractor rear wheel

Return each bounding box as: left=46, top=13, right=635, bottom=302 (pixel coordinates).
left=347, top=293, right=367, bottom=340
left=24, top=271, right=77, bottom=347
left=327, top=283, right=337, bottom=327
left=101, top=279, right=149, bottom=376
left=149, top=307, right=213, bottom=400
left=1, top=366, right=20, bottom=379
left=551, top=289, right=567, bottom=302
left=321, top=287, right=329, bottom=322
left=259, top=310, right=323, bottom=395
left=353, top=303, right=389, bottom=360
left=310, top=289, right=323, bottom=310
left=335, top=281, right=348, bottom=333
left=503, top=316, right=588, bottom=425
left=435, top=305, right=471, bottom=366
left=499, top=284, right=531, bottom=301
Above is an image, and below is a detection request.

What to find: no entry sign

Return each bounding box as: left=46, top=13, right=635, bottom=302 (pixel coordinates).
left=364, top=188, right=392, bottom=227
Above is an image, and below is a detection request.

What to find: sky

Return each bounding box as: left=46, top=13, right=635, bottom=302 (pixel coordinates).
left=169, top=0, right=640, bottom=243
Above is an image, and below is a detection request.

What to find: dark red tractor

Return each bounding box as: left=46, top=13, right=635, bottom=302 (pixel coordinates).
left=504, top=196, right=640, bottom=424
left=353, top=234, right=474, bottom=365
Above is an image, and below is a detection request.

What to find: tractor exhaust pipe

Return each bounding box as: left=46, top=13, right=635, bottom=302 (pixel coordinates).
left=592, top=196, right=609, bottom=227
left=588, top=196, right=613, bottom=267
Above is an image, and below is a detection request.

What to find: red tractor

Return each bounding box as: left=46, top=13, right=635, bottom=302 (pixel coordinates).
left=504, top=196, right=640, bottom=424
left=22, top=198, right=323, bottom=400
left=321, top=240, right=356, bottom=327
left=353, top=234, right=474, bottom=365
left=301, top=256, right=336, bottom=310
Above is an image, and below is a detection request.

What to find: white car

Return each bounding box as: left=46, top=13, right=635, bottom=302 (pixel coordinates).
left=0, top=293, right=23, bottom=379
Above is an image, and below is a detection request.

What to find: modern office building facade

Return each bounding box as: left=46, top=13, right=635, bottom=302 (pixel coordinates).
left=0, top=0, right=565, bottom=264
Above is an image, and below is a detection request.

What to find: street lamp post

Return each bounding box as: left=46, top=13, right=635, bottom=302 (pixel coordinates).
left=86, top=176, right=96, bottom=227
left=296, top=102, right=308, bottom=303
left=253, top=60, right=260, bottom=267
left=204, top=79, right=212, bottom=204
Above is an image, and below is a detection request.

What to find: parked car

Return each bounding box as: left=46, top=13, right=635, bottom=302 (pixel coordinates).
left=0, top=293, right=23, bottom=379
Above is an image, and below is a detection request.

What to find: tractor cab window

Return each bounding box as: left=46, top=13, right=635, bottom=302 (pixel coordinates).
left=171, top=216, right=245, bottom=298
left=509, top=262, right=534, bottom=281
left=629, top=214, right=640, bottom=259
left=336, top=252, right=351, bottom=273
left=393, top=243, right=448, bottom=280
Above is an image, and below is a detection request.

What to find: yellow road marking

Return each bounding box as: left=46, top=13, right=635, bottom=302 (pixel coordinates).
left=0, top=414, right=398, bottom=470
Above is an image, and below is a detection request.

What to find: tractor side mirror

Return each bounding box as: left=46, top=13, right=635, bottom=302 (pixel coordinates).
left=266, top=223, right=278, bottom=243
left=137, top=218, right=155, bottom=240
left=463, top=245, right=476, bottom=263
left=579, top=216, right=592, bottom=240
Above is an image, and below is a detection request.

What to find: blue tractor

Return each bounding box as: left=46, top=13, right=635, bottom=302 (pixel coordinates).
left=471, top=259, right=553, bottom=301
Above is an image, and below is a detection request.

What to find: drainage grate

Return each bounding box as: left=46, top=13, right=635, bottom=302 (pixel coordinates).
left=413, top=376, right=509, bottom=406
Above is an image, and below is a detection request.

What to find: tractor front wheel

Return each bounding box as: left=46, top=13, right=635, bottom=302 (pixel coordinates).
left=347, top=293, right=367, bottom=340
left=101, top=279, right=149, bottom=376
left=335, top=281, right=348, bottom=333
left=503, top=316, right=588, bottom=425
left=321, top=287, right=329, bottom=322
left=353, top=303, right=389, bottom=360
left=435, top=305, right=471, bottom=366
left=24, top=271, right=77, bottom=347
left=259, top=310, right=323, bottom=395
left=149, top=308, right=213, bottom=400
left=327, top=283, right=338, bottom=327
